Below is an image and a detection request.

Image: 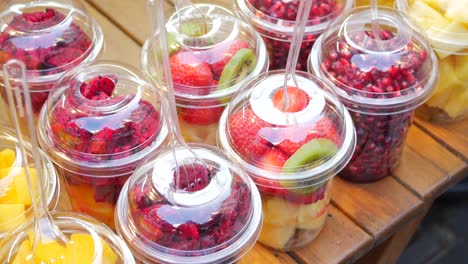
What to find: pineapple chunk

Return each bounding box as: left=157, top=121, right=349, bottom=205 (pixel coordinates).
left=35, top=241, right=67, bottom=263
left=426, top=57, right=462, bottom=107
left=453, top=54, right=468, bottom=81
left=66, top=234, right=118, bottom=264
left=12, top=240, right=33, bottom=264
left=262, top=196, right=299, bottom=226
left=258, top=223, right=296, bottom=249
left=433, top=22, right=468, bottom=58
left=421, top=0, right=449, bottom=11
left=445, top=0, right=468, bottom=24
left=0, top=168, right=38, bottom=206
left=297, top=199, right=328, bottom=230
left=443, top=86, right=468, bottom=118
left=0, top=204, right=26, bottom=232
left=0, top=149, right=15, bottom=170
left=408, top=0, right=450, bottom=31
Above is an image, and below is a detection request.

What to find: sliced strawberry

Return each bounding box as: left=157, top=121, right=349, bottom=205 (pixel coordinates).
left=258, top=147, right=289, bottom=170
left=314, top=116, right=340, bottom=144
left=228, top=109, right=271, bottom=161
left=174, top=163, right=211, bottom=192
left=178, top=101, right=224, bottom=125
left=209, top=39, right=250, bottom=79
left=170, top=51, right=214, bottom=93
left=272, top=86, right=309, bottom=113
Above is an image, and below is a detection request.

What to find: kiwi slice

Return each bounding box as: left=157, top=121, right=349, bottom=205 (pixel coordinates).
left=218, top=48, right=257, bottom=92
left=180, top=22, right=207, bottom=37
left=280, top=138, right=338, bottom=194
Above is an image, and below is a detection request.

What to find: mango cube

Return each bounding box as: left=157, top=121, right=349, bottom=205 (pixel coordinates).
left=12, top=240, right=33, bottom=264
left=0, top=148, right=15, bottom=170
left=0, top=204, right=26, bottom=232
left=35, top=241, right=67, bottom=263
left=453, top=55, right=468, bottom=81
left=0, top=168, right=38, bottom=206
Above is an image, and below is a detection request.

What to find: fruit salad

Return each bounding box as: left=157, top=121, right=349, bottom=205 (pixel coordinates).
left=309, top=7, right=438, bottom=182
left=0, top=2, right=103, bottom=132
left=218, top=71, right=355, bottom=250
left=356, top=0, right=394, bottom=7
left=115, top=145, right=262, bottom=263
left=141, top=4, right=268, bottom=145
left=235, top=0, right=353, bottom=70
left=37, top=62, right=168, bottom=229
left=0, top=211, right=135, bottom=264
left=0, top=127, right=58, bottom=238
left=396, top=0, right=468, bottom=122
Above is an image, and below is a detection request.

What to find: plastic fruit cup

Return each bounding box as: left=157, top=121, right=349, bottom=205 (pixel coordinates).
left=115, top=144, right=262, bottom=263
left=234, top=0, right=353, bottom=71
left=37, top=61, right=169, bottom=229
left=141, top=4, right=268, bottom=146
left=396, top=0, right=468, bottom=123
left=0, top=211, right=135, bottom=263
left=0, top=0, right=104, bottom=134
left=0, top=124, right=58, bottom=239
left=218, top=70, right=356, bottom=250
left=309, top=7, right=438, bottom=182
left=355, top=0, right=394, bottom=7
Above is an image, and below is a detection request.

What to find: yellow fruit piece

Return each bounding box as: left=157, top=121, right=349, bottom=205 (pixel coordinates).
left=426, top=57, right=462, bottom=107
left=445, top=0, right=468, bottom=24
left=297, top=200, right=328, bottom=230
left=433, top=22, right=468, bottom=58
left=0, top=148, right=15, bottom=170
left=443, top=86, right=468, bottom=118
left=421, top=0, right=449, bottom=11
left=453, top=55, right=468, bottom=81
left=0, top=168, right=38, bottom=206
left=0, top=204, right=26, bottom=232
left=66, top=234, right=118, bottom=264
left=262, top=196, right=299, bottom=226
left=408, top=0, right=450, bottom=31
left=35, top=241, right=67, bottom=263
left=258, top=223, right=296, bottom=249
left=12, top=240, right=33, bottom=264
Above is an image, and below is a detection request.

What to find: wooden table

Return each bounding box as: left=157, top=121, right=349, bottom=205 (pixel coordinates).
left=51, top=0, right=468, bottom=263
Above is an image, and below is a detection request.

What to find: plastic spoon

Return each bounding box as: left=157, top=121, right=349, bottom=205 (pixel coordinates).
left=2, top=60, right=67, bottom=252
left=147, top=0, right=208, bottom=196
left=281, top=0, right=313, bottom=115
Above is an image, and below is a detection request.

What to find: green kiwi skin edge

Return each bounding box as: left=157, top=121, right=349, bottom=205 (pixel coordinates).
left=218, top=48, right=257, bottom=92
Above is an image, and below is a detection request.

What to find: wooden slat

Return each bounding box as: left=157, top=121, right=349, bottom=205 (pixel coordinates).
left=331, top=177, right=423, bottom=244
left=291, top=205, right=373, bottom=264
left=415, top=117, right=468, bottom=161
left=241, top=245, right=297, bottom=264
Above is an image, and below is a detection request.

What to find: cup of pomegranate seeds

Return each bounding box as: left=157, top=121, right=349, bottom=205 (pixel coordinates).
left=141, top=4, right=268, bottom=146
left=37, top=61, right=169, bottom=229
left=234, top=0, right=353, bottom=71
left=0, top=1, right=104, bottom=133
left=218, top=70, right=356, bottom=250
left=115, top=144, right=262, bottom=263
left=396, top=0, right=468, bottom=123
left=309, top=7, right=438, bottom=182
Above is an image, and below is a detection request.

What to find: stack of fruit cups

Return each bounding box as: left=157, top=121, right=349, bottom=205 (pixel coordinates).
left=308, top=7, right=438, bottom=182
left=141, top=4, right=268, bottom=145
left=37, top=61, right=169, bottom=229
left=0, top=0, right=104, bottom=133
left=115, top=144, right=263, bottom=263
left=0, top=211, right=135, bottom=263
left=234, top=0, right=354, bottom=71
left=0, top=124, right=58, bottom=239
left=218, top=70, right=356, bottom=250
left=396, top=0, right=468, bottom=123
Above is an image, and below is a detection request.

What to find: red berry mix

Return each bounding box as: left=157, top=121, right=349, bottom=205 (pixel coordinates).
left=321, top=30, right=427, bottom=182
left=131, top=166, right=252, bottom=253
left=248, top=0, right=340, bottom=70
left=0, top=8, right=92, bottom=113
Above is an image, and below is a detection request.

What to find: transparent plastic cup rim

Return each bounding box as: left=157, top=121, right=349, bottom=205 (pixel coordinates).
left=235, top=0, right=354, bottom=36
left=0, top=1, right=104, bottom=85
left=115, top=173, right=262, bottom=264
left=309, top=34, right=439, bottom=114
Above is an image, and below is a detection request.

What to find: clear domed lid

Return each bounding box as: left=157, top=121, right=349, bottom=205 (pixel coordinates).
left=116, top=144, right=262, bottom=264
left=141, top=4, right=268, bottom=106
left=0, top=0, right=104, bottom=82
left=0, top=211, right=135, bottom=263
left=38, top=61, right=168, bottom=169
left=218, top=70, right=355, bottom=186
left=310, top=7, right=439, bottom=114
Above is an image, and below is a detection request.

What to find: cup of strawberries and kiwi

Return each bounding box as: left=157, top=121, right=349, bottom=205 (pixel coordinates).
left=218, top=70, right=356, bottom=251
left=37, top=61, right=169, bottom=230
left=0, top=0, right=104, bottom=134
left=396, top=0, right=468, bottom=123
left=141, top=4, right=268, bottom=145
left=308, top=7, right=439, bottom=182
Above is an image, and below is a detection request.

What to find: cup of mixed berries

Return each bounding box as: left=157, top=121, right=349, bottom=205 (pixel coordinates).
left=141, top=4, right=268, bottom=145
left=37, top=61, right=169, bottom=229
left=234, top=0, right=353, bottom=71
left=309, top=7, right=439, bottom=182
left=115, top=144, right=262, bottom=263
left=0, top=1, right=104, bottom=133
left=218, top=70, right=356, bottom=250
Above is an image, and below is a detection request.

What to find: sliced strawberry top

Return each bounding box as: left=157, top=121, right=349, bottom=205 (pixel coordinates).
left=258, top=148, right=289, bottom=171
left=272, top=86, right=310, bottom=113
left=170, top=51, right=214, bottom=92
